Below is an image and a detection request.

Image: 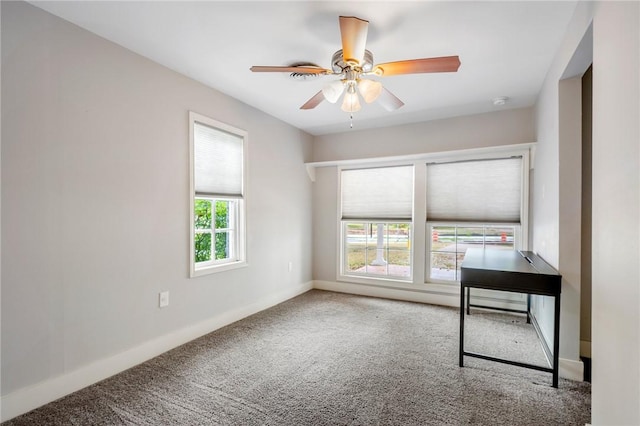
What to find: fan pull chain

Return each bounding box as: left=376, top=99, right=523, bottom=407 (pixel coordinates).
left=350, top=114, right=353, bottom=129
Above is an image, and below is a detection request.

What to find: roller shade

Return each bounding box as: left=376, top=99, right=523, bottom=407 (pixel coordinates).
left=426, top=157, right=521, bottom=223
left=194, top=121, right=243, bottom=197
left=341, top=165, right=414, bottom=220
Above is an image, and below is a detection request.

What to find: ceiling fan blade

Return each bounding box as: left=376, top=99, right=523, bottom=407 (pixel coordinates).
left=250, top=65, right=331, bottom=74
left=339, top=16, right=369, bottom=65
left=373, top=56, right=461, bottom=76
left=377, top=87, right=404, bottom=111
left=300, top=91, right=325, bottom=110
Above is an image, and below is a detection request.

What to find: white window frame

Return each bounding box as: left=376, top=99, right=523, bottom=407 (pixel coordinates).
left=426, top=222, right=522, bottom=284
left=310, top=144, right=531, bottom=289
left=194, top=196, right=241, bottom=268
left=340, top=220, right=414, bottom=282
left=424, top=149, right=530, bottom=284
left=337, top=162, right=415, bottom=285
left=189, top=112, right=247, bottom=277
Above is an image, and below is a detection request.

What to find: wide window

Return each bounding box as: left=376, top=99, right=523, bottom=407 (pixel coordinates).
left=340, top=165, right=414, bottom=281
left=190, top=112, right=246, bottom=277
left=426, top=157, right=523, bottom=283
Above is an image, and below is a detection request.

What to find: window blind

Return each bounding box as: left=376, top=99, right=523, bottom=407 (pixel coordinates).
left=341, top=165, right=414, bottom=220
left=426, top=157, right=521, bottom=223
left=194, top=121, right=243, bottom=197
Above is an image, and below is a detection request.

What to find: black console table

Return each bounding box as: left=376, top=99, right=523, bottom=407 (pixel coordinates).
left=459, top=248, right=562, bottom=387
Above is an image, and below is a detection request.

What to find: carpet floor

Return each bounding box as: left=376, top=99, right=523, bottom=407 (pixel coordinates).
left=3, top=290, right=591, bottom=425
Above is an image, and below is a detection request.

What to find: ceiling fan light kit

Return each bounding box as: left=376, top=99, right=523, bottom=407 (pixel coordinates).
left=358, top=79, right=383, bottom=104
left=341, top=85, right=362, bottom=113
left=250, top=15, right=461, bottom=124
left=322, top=80, right=345, bottom=104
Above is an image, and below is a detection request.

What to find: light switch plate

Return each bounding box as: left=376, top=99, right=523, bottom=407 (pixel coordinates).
left=159, top=291, right=169, bottom=308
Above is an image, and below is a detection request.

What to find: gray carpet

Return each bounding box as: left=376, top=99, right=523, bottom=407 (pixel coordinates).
left=3, top=290, right=591, bottom=425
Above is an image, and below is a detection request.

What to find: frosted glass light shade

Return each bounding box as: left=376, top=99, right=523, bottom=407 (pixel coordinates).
left=322, top=80, right=345, bottom=103
left=358, top=79, right=383, bottom=103
left=341, top=91, right=361, bottom=112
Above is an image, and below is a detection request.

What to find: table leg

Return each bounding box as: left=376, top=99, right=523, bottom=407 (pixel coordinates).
left=526, top=294, right=531, bottom=324
left=466, top=287, right=470, bottom=315
left=553, top=294, right=561, bottom=388
left=459, top=285, right=465, bottom=367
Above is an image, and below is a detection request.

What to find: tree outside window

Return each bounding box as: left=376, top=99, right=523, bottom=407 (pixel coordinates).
left=194, top=198, right=234, bottom=263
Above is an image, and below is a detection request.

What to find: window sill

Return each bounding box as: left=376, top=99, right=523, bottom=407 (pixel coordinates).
left=191, top=260, right=247, bottom=278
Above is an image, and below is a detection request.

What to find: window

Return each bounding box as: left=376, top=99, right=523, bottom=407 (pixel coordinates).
left=190, top=112, right=246, bottom=276
left=426, top=157, right=523, bottom=282
left=327, top=147, right=530, bottom=287
left=343, top=222, right=412, bottom=278
left=340, top=165, right=414, bottom=281
left=194, top=198, right=238, bottom=263
left=429, top=224, right=517, bottom=281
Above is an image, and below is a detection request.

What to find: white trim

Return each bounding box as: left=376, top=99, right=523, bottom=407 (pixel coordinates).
left=305, top=163, right=316, bottom=181
left=191, top=259, right=248, bottom=277
left=520, top=151, right=530, bottom=249
left=0, top=282, right=313, bottom=422
left=305, top=142, right=536, bottom=175
left=188, top=111, right=248, bottom=278
left=315, top=279, right=456, bottom=306
left=559, top=357, right=585, bottom=382
left=314, top=280, right=526, bottom=311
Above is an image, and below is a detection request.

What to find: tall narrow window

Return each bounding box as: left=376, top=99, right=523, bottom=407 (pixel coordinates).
left=340, top=165, right=414, bottom=281
left=426, top=157, right=523, bottom=282
left=190, top=112, right=247, bottom=277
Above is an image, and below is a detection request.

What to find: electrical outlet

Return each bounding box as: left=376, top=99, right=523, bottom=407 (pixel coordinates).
left=159, top=291, right=169, bottom=308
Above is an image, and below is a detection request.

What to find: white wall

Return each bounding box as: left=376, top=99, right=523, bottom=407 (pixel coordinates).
left=312, top=107, right=535, bottom=305
left=1, top=1, right=313, bottom=420
left=533, top=1, right=639, bottom=424
left=531, top=0, right=592, bottom=383
left=591, top=2, right=640, bottom=424
left=313, top=107, right=534, bottom=162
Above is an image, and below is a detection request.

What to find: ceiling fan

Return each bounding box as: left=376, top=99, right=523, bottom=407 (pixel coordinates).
left=250, top=16, right=461, bottom=114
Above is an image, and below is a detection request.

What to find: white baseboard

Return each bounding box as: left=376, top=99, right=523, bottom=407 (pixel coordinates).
left=314, top=279, right=456, bottom=306
left=312, top=280, right=526, bottom=311
left=0, top=281, right=313, bottom=422
left=559, top=357, right=585, bottom=382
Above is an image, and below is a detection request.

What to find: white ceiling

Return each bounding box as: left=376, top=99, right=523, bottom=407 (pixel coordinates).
left=30, top=1, right=577, bottom=136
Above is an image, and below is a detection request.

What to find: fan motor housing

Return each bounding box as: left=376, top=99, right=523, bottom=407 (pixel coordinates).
left=332, top=49, right=374, bottom=73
